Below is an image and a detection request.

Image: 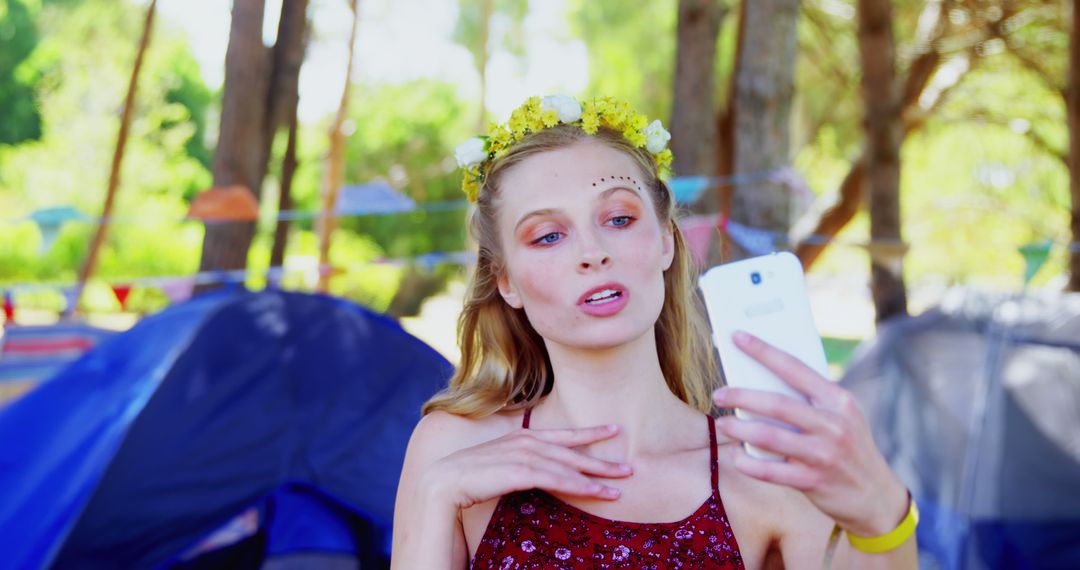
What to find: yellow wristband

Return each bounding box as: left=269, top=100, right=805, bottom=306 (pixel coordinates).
left=845, top=492, right=919, bottom=554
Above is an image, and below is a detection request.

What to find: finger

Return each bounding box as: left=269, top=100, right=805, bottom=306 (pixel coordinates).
left=731, top=330, right=841, bottom=404
left=529, top=441, right=634, bottom=479
left=516, top=463, right=622, bottom=500
left=528, top=424, right=622, bottom=447
left=716, top=416, right=836, bottom=468
left=728, top=445, right=822, bottom=493
left=713, top=387, right=839, bottom=434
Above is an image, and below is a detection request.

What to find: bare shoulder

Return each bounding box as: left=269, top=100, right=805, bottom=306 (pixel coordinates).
left=393, top=408, right=526, bottom=565
left=406, top=408, right=524, bottom=465
left=714, top=442, right=834, bottom=562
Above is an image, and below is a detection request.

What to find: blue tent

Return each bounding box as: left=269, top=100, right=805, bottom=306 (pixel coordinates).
left=0, top=290, right=454, bottom=569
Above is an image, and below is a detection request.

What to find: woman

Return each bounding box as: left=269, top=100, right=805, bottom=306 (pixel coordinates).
left=391, top=96, right=917, bottom=569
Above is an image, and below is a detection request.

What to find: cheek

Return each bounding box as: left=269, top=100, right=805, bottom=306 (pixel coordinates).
left=507, top=262, right=562, bottom=307
left=620, top=225, right=668, bottom=274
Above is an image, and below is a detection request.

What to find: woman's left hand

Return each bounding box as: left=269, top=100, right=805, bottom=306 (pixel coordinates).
left=712, top=330, right=909, bottom=537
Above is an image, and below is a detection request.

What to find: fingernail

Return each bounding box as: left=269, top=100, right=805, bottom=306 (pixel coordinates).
left=713, top=388, right=729, bottom=402
left=607, top=424, right=619, bottom=432
left=604, top=487, right=621, bottom=498
left=733, top=330, right=751, bottom=347
left=587, top=483, right=603, bottom=493
left=620, top=463, right=633, bottom=473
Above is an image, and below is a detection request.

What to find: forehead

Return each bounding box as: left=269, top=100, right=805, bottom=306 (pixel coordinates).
left=497, top=140, right=647, bottom=207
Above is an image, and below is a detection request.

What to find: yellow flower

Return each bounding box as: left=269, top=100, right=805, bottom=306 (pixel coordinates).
left=527, top=111, right=546, bottom=132
left=508, top=108, right=530, bottom=137
left=488, top=127, right=513, bottom=154
left=655, top=149, right=673, bottom=171
left=581, top=113, right=599, bottom=134
left=456, top=95, right=677, bottom=201
left=462, top=171, right=481, bottom=202
left=541, top=109, right=559, bottom=128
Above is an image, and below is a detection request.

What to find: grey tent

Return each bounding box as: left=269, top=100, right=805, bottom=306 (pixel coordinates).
left=841, top=288, right=1080, bottom=569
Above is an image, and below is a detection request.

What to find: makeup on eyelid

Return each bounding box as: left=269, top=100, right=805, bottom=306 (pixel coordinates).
left=523, top=214, right=638, bottom=246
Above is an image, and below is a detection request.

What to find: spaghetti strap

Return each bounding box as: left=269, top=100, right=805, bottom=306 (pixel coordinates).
left=707, top=414, right=719, bottom=493
left=523, top=407, right=532, bottom=429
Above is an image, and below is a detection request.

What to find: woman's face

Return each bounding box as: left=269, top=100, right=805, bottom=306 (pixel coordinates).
left=494, top=139, right=675, bottom=351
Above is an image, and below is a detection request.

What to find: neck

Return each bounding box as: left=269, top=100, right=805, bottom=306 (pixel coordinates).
left=534, top=327, right=690, bottom=459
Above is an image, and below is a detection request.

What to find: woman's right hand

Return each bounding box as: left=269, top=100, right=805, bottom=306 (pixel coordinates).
left=420, top=423, right=634, bottom=510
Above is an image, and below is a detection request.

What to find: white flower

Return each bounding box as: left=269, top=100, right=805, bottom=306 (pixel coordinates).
left=454, top=137, right=488, bottom=168
left=541, top=94, right=582, bottom=123
left=644, top=119, right=671, bottom=153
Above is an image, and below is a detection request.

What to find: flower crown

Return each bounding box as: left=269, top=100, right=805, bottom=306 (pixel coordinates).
left=454, top=95, right=673, bottom=202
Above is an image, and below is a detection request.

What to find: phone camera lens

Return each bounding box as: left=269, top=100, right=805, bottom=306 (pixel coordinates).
left=750, top=271, right=762, bottom=285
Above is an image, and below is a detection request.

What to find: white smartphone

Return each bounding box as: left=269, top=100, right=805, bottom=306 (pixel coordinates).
left=698, top=251, right=829, bottom=460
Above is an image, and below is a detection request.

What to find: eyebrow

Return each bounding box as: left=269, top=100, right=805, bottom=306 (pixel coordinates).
left=513, top=186, right=642, bottom=233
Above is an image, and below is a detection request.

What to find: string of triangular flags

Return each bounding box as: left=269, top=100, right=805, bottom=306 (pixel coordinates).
left=0, top=250, right=476, bottom=319
left=678, top=213, right=1068, bottom=286
left=4, top=168, right=1074, bottom=319
left=4, top=215, right=1066, bottom=321
left=3, top=170, right=798, bottom=239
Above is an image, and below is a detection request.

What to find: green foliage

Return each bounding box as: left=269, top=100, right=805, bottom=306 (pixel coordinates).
left=0, top=0, right=212, bottom=313
left=566, top=0, right=677, bottom=121
left=0, top=0, right=43, bottom=144
left=453, top=0, right=529, bottom=67
left=900, top=54, right=1069, bottom=288
left=293, top=80, right=472, bottom=259
left=160, top=42, right=215, bottom=178
left=246, top=228, right=404, bottom=314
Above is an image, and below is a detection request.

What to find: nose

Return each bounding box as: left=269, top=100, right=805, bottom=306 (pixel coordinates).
left=577, top=232, right=612, bottom=272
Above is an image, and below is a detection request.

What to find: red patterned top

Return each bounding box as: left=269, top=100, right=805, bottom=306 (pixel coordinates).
left=471, top=410, right=745, bottom=569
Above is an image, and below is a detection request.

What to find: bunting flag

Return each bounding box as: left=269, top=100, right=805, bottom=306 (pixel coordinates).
left=3, top=291, right=14, bottom=323
left=770, top=166, right=814, bottom=212
left=336, top=182, right=416, bottom=215
left=679, top=214, right=726, bottom=267
left=1019, top=240, right=1053, bottom=285
left=159, top=277, right=195, bottom=304
left=187, top=185, right=260, bottom=222
left=29, top=207, right=89, bottom=255
left=110, top=284, right=133, bottom=311
left=725, top=220, right=777, bottom=256
left=35, top=221, right=61, bottom=255
left=412, top=251, right=476, bottom=270
left=61, top=288, right=79, bottom=315
left=669, top=177, right=711, bottom=205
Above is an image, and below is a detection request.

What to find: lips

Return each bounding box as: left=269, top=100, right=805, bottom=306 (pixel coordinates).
left=577, top=282, right=627, bottom=305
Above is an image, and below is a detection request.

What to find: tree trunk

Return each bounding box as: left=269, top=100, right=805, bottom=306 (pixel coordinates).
left=703, top=4, right=743, bottom=267
left=857, top=0, right=907, bottom=322
left=794, top=52, right=942, bottom=269
left=316, top=0, right=359, bottom=292
left=728, top=0, right=800, bottom=260
left=714, top=4, right=744, bottom=219
left=1068, top=0, right=1080, bottom=291
left=670, top=0, right=726, bottom=180
left=69, top=0, right=157, bottom=317
left=795, top=5, right=950, bottom=271
left=266, top=0, right=309, bottom=284
left=269, top=110, right=298, bottom=282
left=477, top=0, right=492, bottom=132
left=197, top=0, right=269, bottom=280
left=260, top=0, right=309, bottom=184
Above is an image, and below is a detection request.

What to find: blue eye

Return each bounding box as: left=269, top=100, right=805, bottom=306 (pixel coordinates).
left=535, top=232, right=561, bottom=245
left=610, top=216, right=634, bottom=227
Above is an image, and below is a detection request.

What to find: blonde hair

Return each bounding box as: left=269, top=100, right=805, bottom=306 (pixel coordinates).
left=423, top=124, right=719, bottom=417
